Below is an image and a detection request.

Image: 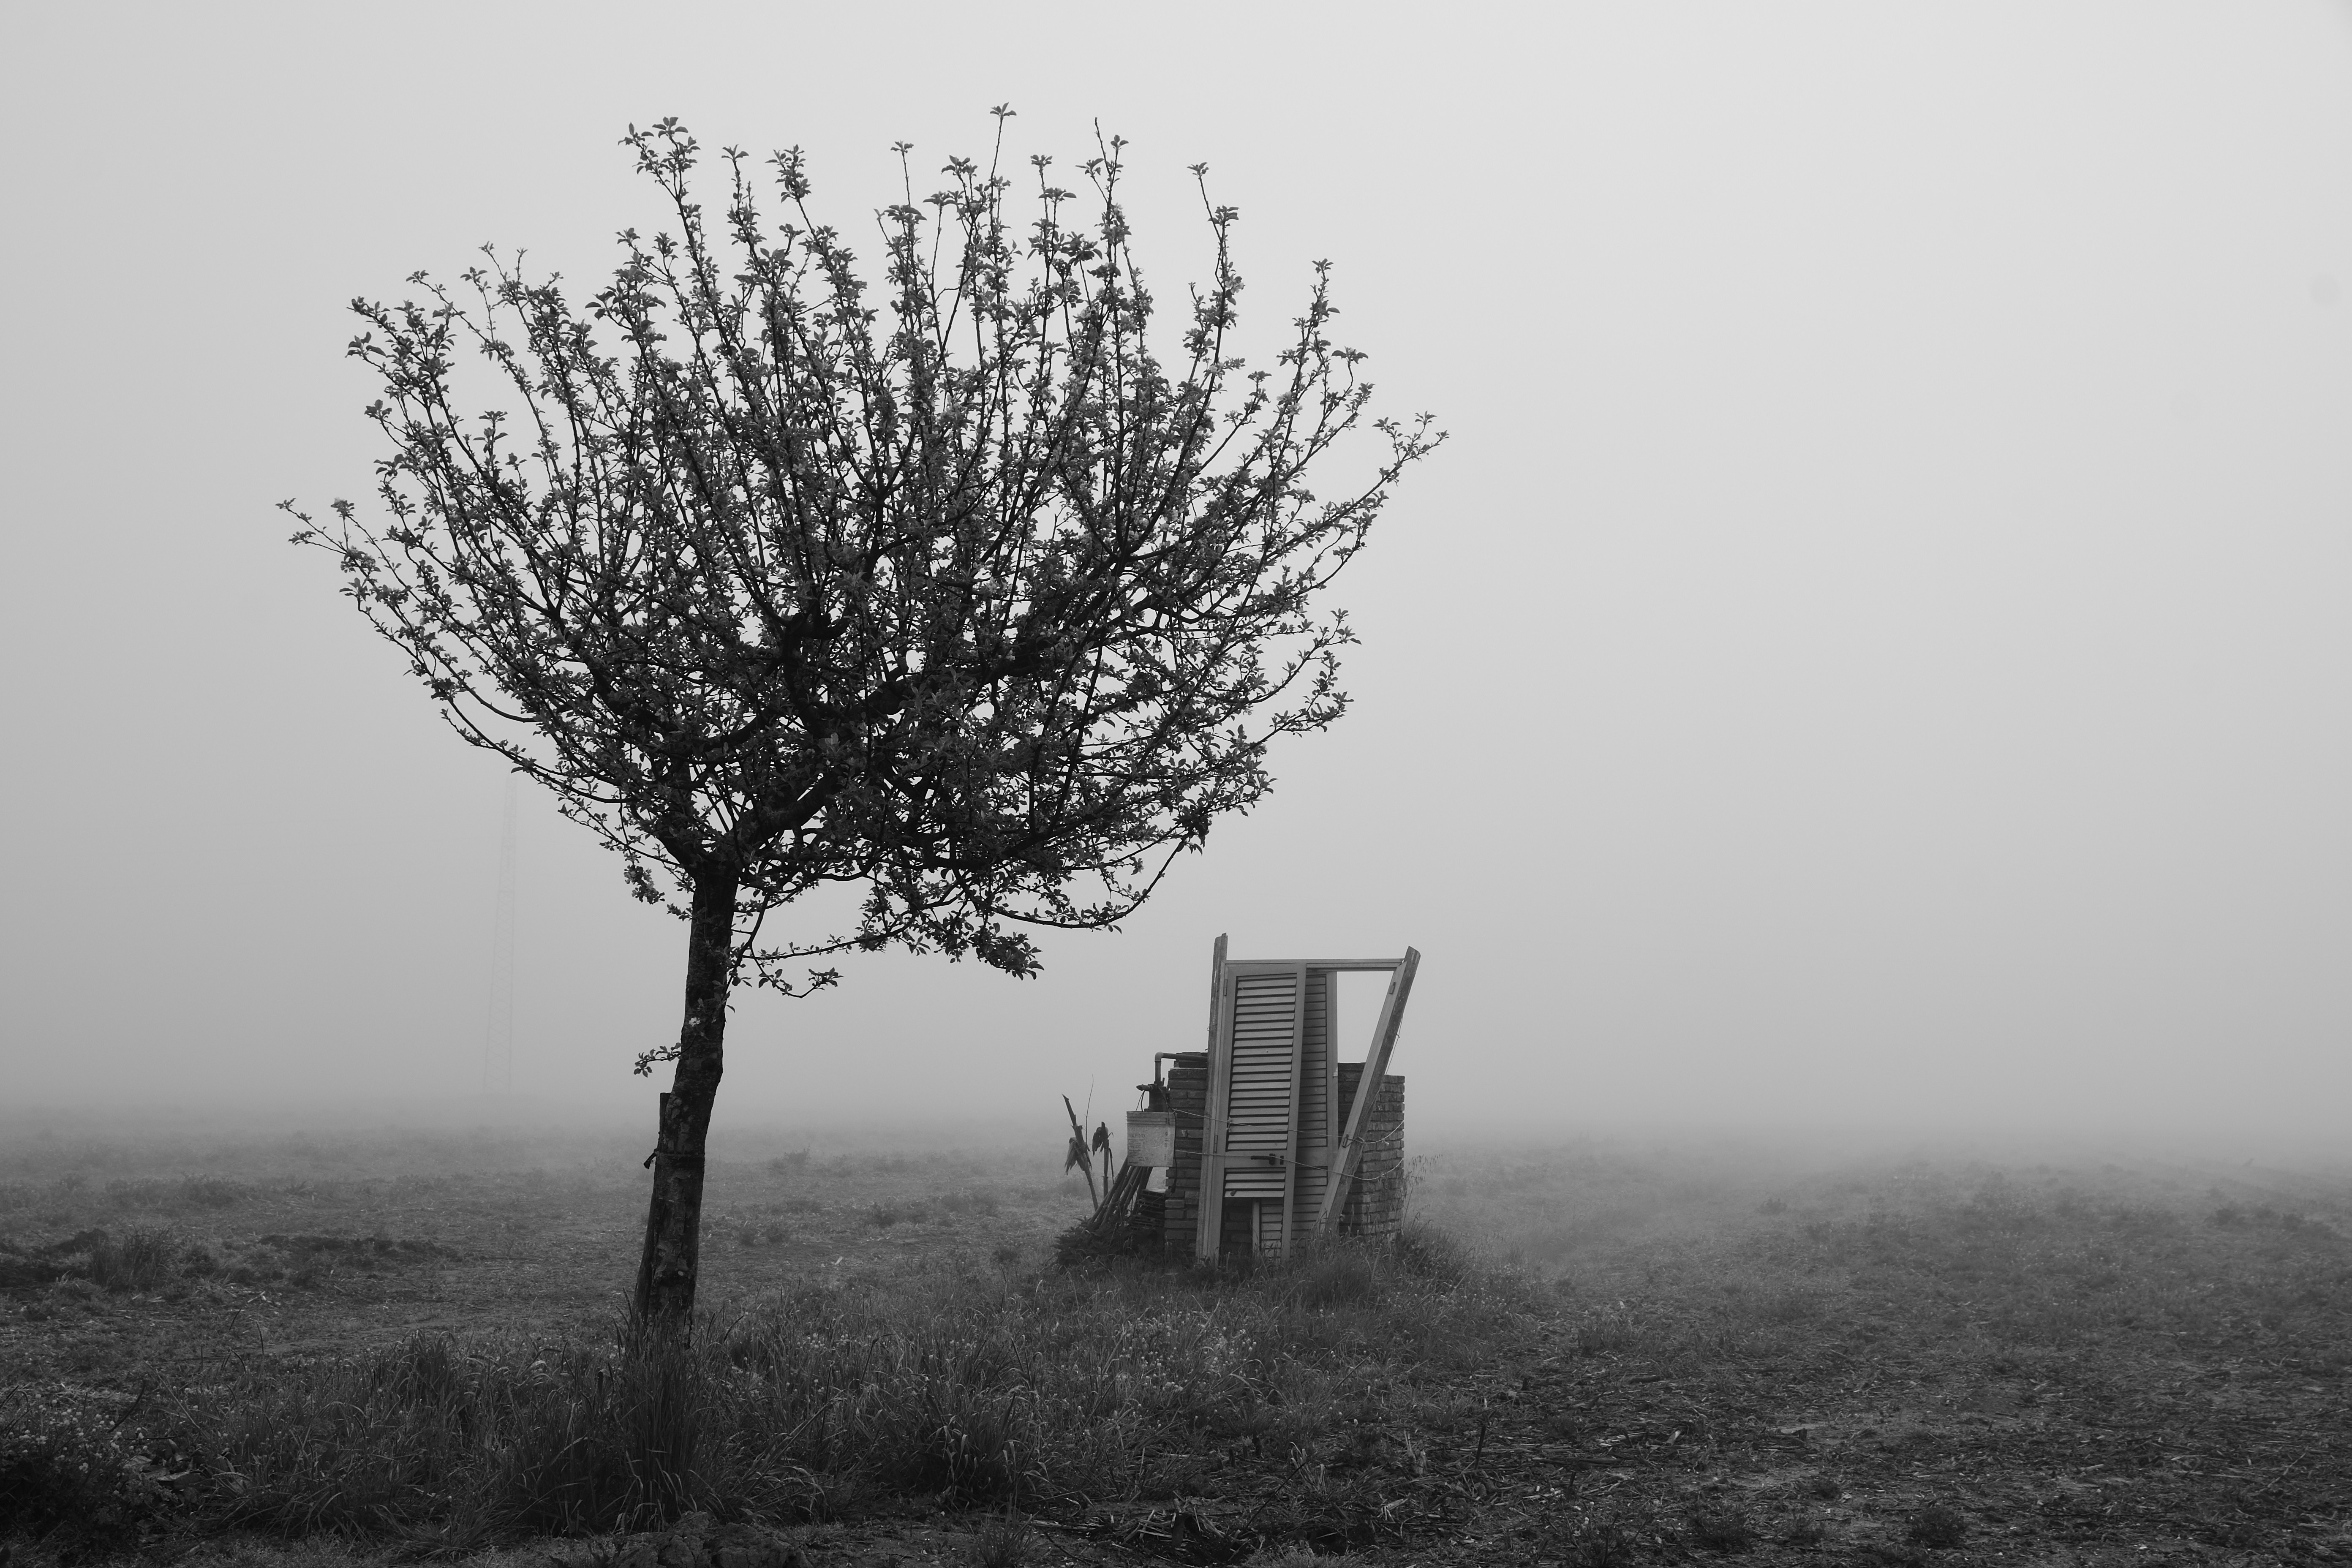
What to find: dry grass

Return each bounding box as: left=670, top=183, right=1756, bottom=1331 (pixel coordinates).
left=0, top=1125, right=1530, bottom=1561
left=4, top=1123, right=2350, bottom=1564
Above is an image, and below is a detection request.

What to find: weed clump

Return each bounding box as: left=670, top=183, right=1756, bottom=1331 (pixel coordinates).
left=0, top=1383, right=180, bottom=1549
left=1287, top=1246, right=1383, bottom=1310
left=936, top=1190, right=1001, bottom=1218
left=1566, top=1508, right=1647, bottom=1568
left=1573, top=1305, right=1643, bottom=1356
left=89, top=1225, right=181, bottom=1291
left=1048, top=1213, right=1155, bottom=1268
left=1686, top=1506, right=1756, bottom=1553
left=962, top=1512, right=1031, bottom=1567
left=1391, top=1220, right=1470, bottom=1281
left=1906, top=1502, right=1968, bottom=1549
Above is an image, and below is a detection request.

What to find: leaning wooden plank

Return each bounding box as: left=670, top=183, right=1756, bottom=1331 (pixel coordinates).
left=1315, top=947, right=1420, bottom=1233
left=1292, top=967, right=1333, bottom=1234
left=1195, top=934, right=1230, bottom=1261
left=1279, top=961, right=1307, bottom=1257
left=1205, top=933, right=1228, bottom=1051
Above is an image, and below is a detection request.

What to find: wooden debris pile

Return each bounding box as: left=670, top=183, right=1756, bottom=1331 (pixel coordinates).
left=1056, top=936, right=1421, bottom=1266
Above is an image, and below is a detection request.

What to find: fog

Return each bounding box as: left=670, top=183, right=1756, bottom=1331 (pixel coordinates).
left=3, top=3, right=2347, bottom=1149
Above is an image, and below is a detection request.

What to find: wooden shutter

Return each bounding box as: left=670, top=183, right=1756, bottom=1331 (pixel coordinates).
left=1197, top=961, right=1304, bottom=1257
left=1222, top=968, right=1302, bottom=1197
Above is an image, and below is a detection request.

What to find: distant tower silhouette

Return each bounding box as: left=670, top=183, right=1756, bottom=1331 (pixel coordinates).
left=484, top=775, right=517, bottom=1094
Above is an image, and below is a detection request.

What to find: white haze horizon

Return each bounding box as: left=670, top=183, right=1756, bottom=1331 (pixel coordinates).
left=4, top=3, right=2349, bottom=1149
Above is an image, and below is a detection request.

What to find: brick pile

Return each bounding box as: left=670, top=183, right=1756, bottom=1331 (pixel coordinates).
left=1160, top=1051, right=1209, bottom=1255
left=1154, top=1049, right=1404, bottom=1255
left=1334, top=1063, right=1406, bottom=1239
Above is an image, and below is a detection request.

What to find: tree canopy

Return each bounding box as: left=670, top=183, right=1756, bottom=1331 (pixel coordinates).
left=288, top=114, right=1440, bottom=1319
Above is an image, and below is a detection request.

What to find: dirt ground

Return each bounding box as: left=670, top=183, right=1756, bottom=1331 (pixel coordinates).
left=4, top=1122, right=2349, bottom=1566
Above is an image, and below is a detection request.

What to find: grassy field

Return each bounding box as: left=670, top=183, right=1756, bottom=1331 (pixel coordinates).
left=2, top=1120, right=2348, bottom=1566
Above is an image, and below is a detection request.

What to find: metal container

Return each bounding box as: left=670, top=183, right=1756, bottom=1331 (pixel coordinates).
left=1125, top=1110, right=1176, bottom=1168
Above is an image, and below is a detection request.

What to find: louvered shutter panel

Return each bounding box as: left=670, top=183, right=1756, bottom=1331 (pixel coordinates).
left=1196, top=962, right=1308, bottom=1258
left=1221, top=969, right=1301, bottom=1199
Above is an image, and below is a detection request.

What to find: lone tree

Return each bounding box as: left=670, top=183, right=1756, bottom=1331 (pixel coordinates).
left=289, top=115, right=1439, bottom=1323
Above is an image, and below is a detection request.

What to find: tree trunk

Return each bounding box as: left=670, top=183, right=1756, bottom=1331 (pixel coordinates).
left=633, top=869, right=738, bottom=1327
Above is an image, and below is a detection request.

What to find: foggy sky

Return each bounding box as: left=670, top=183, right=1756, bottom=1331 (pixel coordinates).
left=3, top=3, right=2348, bottom=1142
